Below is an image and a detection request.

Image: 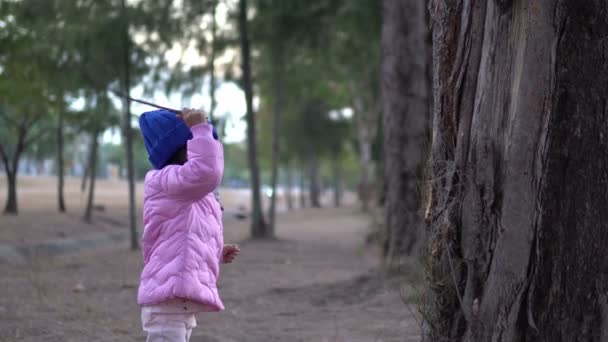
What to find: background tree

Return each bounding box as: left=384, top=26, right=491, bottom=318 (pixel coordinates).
left=238, top=0, right=267, bottom=237
left=424, top=1, right=608, bottom=340
left=77, top=94, right=119, bottom=223
left=121, top=0, right=139, bottom=250
left=328, top=0, right=382, bottom=211
left=0, top=2, right=53, bottom=214
left=381, top=0, right=431, bottom=265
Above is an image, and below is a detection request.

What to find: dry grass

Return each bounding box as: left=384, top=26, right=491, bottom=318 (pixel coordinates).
left=0, top=176, right=421, bottom=341
left=0, top=206, right=421, bottom=342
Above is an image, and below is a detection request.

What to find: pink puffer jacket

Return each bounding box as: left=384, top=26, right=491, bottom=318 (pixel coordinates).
left=137, top=123, right=225, bottom=311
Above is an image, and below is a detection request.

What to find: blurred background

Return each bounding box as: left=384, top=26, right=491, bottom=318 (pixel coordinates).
left=0, top=1, right=422, bottom=341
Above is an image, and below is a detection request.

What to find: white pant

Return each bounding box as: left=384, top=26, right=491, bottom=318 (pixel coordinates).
left=142, top=300, right=202, bottom=342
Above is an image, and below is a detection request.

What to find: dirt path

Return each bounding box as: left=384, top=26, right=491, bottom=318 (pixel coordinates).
left=0, top=207, right=420, bottom=342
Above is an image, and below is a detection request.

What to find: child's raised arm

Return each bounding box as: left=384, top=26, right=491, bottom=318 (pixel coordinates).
left=152, top=111, right=223, bottom=200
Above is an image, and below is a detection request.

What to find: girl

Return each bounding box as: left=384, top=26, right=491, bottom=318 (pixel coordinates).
left=137, top=108, right=240, bottom=342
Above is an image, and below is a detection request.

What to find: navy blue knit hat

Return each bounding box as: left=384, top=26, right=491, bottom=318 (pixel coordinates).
left=138, top=109, right=193, bottom=169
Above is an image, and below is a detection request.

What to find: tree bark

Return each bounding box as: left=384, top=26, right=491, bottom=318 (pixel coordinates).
left=83, top=130, right=99, bottom=223
left=57, top=110, right=66, bottom=213
left=425, top=1, right=608, bottom=341
left=122, top=0, right=139, bottom=250
left=238, top=0, right=267, bottom=238
left=381, top=0, right=430, bottom=265
left=2, top=125, right=26, bottom=215
left=4, top=171, right=17, bottom=215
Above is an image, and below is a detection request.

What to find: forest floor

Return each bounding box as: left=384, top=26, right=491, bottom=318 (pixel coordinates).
left=0, top=177, right=422, bottom=342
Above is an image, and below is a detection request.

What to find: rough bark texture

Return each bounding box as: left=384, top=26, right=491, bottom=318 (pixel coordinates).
left=382, top=0, right=430, bottom=265
left=425, top=1, right=608, bottom=341
left=83, top=131, right=99, bottom=223
left=239, top=0, right=267, bottom=237
left=122, top=0, right=139, bottom=250
left=57, top=110, right=66, bottom=213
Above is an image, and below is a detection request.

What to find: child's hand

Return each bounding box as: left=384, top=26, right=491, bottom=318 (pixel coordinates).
left=180, top=108, right=207, bottom=128
left=221, top=244, right=240, bottom=264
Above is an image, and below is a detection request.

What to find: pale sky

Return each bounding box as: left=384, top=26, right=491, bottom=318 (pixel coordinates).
left=82, top=0, right=250, bottom=145
left=77, top=78, right=249, bottom=145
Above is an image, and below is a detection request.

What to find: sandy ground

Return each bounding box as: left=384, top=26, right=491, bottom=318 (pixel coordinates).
left=0, top=177, right=421, bottom=342
left=0, top=176, right=351, bottom=245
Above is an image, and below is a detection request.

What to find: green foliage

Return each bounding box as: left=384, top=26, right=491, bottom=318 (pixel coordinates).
left=223, top=142, right=249, bottom=185
left=1, top=0, right=381, bottom=195
left=250, top=0, right=377, bottom=185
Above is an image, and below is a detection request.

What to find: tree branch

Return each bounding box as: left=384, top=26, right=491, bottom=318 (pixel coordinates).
left=0, top=109, right=19, bottom=128
left=12, top=125, right=27, bottom=172
left=0, top=143, right=10, bottom=174
left=23, top=123, right=51, bottom=148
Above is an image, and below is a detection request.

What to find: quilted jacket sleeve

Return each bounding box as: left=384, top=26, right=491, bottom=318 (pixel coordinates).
left=153, top=123, right=223, bottom=199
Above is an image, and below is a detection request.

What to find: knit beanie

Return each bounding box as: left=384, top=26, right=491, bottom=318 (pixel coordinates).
left=138, top=109, right=193, bottom=169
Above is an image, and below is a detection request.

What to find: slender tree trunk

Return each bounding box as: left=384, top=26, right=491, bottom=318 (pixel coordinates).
left=285, top=166, right=294, bottom=211
left=81, top=164, right=89, bottom=193
left=308, top=152, right=321, bottom=208
left=2, top=131, right=25, bottom=215
left=208, top=0, right=218, bottom=121
left=268, top=40, right=284, bottom=234
left=381, top=0, right=430, bottom=266
left=331, top=156, right=342, bottom=208
left=238, top=0, right=267, bottom=238
left=83, top=130, right=99, bottom=223
left=356, top=117, right=375, bottom=211
left=122, top=0, right=139, bottom=250
left=57, top=110, right=66, bottom=213
left=351, top=80, right=380, bottom=213
left=425, top=1, right=608, bottom=341
left=299, top=167, right=306, bottom=208
left=4, top=171, right=17, bottom=215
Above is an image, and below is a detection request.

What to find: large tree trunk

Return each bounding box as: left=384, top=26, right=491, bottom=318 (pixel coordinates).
left=424, top=1, right=608, bottom=341
left=83, top=130, right=99, bottom=223
left=267, top=39, right=284, bottom=234
left=381, top=0, right=430, bottom=265
left=238, top=0, right=267, bottom=238
left=122, top=0, right=139, bottom=250
left=57, top=110, right=66, bottom=213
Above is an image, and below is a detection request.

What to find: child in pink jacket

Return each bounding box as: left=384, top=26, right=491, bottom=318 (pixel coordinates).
left=137, top=108, right=240, bottom=342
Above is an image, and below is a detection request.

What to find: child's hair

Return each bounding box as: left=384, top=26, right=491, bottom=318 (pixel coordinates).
left=166, top=146, right=187, bottom=166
